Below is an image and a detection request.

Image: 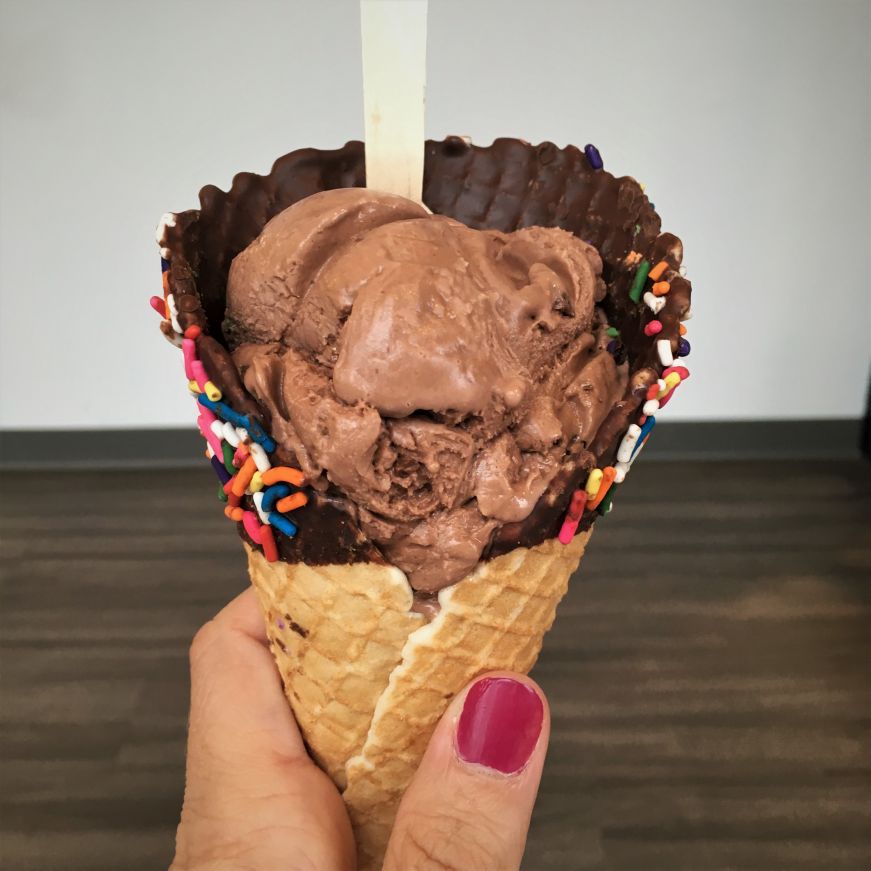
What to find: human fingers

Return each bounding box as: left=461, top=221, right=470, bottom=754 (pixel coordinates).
left=172, top=587, right=354, bottom=871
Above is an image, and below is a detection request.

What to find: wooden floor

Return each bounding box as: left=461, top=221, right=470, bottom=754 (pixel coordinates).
left=2, top=460, right=870, bottom=871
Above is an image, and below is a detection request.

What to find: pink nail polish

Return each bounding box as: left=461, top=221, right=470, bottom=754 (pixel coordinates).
left=455, top=677, right=544, bottom=775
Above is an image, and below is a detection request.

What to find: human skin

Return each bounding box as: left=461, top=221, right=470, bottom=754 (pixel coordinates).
left=171, top=587, right=551, bottom=871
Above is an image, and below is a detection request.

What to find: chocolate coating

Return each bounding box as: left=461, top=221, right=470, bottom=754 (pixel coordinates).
left=161, top=137, right=691, bottom=578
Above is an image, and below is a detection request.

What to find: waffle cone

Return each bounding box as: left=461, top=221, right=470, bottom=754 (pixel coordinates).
left=247, top=530, right=590, bottom=869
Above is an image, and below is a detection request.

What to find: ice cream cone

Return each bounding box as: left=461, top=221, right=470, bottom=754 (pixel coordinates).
left=155, top=137, right=691, bottom=870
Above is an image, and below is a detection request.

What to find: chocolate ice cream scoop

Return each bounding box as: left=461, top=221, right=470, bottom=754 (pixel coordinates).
left=225, top=187, right=625, bottom=589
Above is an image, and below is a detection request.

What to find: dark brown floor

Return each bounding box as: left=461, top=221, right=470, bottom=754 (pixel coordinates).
left=1, top=460, right=870, bottom=871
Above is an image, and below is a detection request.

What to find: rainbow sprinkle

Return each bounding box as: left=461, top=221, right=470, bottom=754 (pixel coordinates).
left=558, top=240, right=692, bottom=540
left=628, top=259, right=651, bottom=304
left=584, top=143, right=604, bottom=170
left=152, top=248, right=305, bottom=561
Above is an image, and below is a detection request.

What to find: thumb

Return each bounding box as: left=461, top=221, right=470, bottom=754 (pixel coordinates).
left=384, top=672, right=549, bottom=871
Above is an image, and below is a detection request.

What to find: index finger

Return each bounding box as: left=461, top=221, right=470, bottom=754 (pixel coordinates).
left=209, top=585, right=270, bottom=645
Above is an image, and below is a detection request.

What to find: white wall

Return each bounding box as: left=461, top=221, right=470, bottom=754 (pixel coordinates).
left=1, top=0, right=869, bottom=429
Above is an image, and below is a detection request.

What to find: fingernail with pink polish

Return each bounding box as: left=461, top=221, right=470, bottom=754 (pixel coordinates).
left=455, top=677, right=544, bottom=775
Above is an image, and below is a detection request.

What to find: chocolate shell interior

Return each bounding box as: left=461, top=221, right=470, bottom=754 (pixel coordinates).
left=161, top=137, right=691, bottom=568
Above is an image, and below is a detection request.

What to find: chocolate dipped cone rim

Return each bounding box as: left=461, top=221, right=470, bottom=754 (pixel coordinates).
left=156, top=137, right=691, bottom=573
